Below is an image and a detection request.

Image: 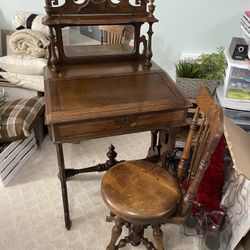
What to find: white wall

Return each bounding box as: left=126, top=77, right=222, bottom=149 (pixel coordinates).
left=153, top=0, right=250, bottom=78
left=0, top=0, right=250, bottom=78
left=0, top=0, right=44, bottom=29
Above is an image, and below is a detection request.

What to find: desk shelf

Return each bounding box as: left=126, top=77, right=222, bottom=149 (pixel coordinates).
left=224, top=49, right=250, bottom=101
left=43, top=15, right=158, bottom=26
left=63, top=44, right=133, bottom=58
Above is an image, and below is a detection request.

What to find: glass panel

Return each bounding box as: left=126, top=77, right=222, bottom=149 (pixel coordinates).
left=62, top=25, right=135, bottom=57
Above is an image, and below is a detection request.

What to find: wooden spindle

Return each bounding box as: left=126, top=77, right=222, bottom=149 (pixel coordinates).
left=177, top=107, right=200, bottom=182
left=180, top=158, right=209, bottom=216
left=148, top=0, right=155, bottom=18
left=49, top=27, right=59, bottom=72
left=145, top=22, right=153, bottom=68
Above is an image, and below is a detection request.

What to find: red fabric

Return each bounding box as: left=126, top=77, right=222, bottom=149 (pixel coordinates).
left=195, top=135, right=226, bottom=212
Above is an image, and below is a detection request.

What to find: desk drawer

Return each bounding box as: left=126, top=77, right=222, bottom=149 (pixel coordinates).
left=52, top=110, right=186, bottom=142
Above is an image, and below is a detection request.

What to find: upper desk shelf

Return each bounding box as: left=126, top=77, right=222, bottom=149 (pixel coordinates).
left=43, top=0, right=158, bottom=72
left=43, top=0, right=157, bottom=24
left=43, top=14, right=157, bottom=26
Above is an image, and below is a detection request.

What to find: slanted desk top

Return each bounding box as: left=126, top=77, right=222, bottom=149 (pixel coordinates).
left=45, top=60, right=189, bottom=143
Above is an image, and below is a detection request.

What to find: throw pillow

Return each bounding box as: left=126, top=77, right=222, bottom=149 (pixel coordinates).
left=0, top=97, right=45, bottom=143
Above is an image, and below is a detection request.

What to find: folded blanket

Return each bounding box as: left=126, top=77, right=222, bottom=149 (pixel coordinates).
left=12, top=11, right=50, bottom=37
left=10, top=29, right=50, bottom=58
left=0, top=71, right=44, bottom=92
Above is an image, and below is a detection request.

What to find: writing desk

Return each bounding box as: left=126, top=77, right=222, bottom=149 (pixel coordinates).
left=44, top=59, right=189, bottom=229
left=43, top=0, right=190, bottom=230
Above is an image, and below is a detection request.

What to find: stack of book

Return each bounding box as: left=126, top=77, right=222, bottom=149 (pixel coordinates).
left=216, top=85, right=250, bottom=132
left=215, top=11, right=250, bottom=132
left=241, top=11, right=250, bottom=43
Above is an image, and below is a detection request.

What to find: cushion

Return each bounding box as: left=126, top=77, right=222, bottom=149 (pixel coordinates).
left=0, top=97, right=45, bottom=143
left=0, top=55, right=47, bottom=75
left=0, top=71, right=44, bottom=92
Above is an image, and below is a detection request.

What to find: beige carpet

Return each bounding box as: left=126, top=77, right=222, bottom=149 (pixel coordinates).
left=0, top=132, right=199, bottom=250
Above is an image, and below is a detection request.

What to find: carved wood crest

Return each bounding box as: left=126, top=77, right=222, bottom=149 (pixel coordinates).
left=45, top=0, right=148, bottom=16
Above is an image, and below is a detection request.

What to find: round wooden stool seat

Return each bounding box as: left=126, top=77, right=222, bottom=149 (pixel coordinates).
left=101, top=160, right=182, bottom=224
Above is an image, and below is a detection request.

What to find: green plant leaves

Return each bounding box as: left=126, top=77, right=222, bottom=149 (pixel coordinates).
left=176, top=59, right=201, bottom=79
left=176, top=47, right=225, bottom=80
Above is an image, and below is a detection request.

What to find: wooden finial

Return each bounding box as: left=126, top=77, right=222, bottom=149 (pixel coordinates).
left=45, top=0, right=53, bottom=18
left=106, top=144, right=118, bottom=169
left=148, top=0, right=155, bottom=18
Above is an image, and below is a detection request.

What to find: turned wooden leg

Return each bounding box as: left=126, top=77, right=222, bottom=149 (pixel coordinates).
left=106, top=211, right=117, bottom=222
left=147, top=130, right=159, bottom=158
left=152, top=224, right=164, bottom=250
left=56, top=143, right=71, bottom=230
left=107, top=217, right=124, bottom=250
left=159, top=128, right=178, bottom=169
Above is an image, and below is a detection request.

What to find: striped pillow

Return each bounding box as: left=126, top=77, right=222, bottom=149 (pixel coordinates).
left=0, top=97, right=44, bottom=143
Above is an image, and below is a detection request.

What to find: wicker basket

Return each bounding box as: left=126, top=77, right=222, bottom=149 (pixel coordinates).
left=175, top=77, right=219, bottom=99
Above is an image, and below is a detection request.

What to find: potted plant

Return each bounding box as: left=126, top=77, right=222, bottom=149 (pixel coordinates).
left=175, top=47, right=225, bottom=99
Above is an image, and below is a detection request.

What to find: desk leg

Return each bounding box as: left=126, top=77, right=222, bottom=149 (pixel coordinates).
left=56, top=143, right=71, bottom=230
left=147, top=130, right=159, bottom=159
left=159, top=128, right=178, bottom=169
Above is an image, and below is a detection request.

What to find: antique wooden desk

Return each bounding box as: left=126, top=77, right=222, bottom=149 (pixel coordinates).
left=43, top=0, right=189, bottom=230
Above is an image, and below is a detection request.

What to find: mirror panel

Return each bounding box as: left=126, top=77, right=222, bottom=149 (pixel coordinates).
left=62, top=25, right=135, bottom=58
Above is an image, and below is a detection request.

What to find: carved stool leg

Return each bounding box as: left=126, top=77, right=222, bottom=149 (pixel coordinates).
left=107, top=217, right=124, bottom=250
left=56, top=143, right=71, bottom=230
left=106, top=211, right=117, bottom=222
left=130, top=224, right=144, bottom=246
left=152, top=224, right=164, bottom=250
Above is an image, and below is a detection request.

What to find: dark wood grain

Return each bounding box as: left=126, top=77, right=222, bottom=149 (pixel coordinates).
left=45, top=61, right=189, bottom=125
left=102, top=160, right=182, bottom=224
left=64, top=44, right=133, bottom=58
